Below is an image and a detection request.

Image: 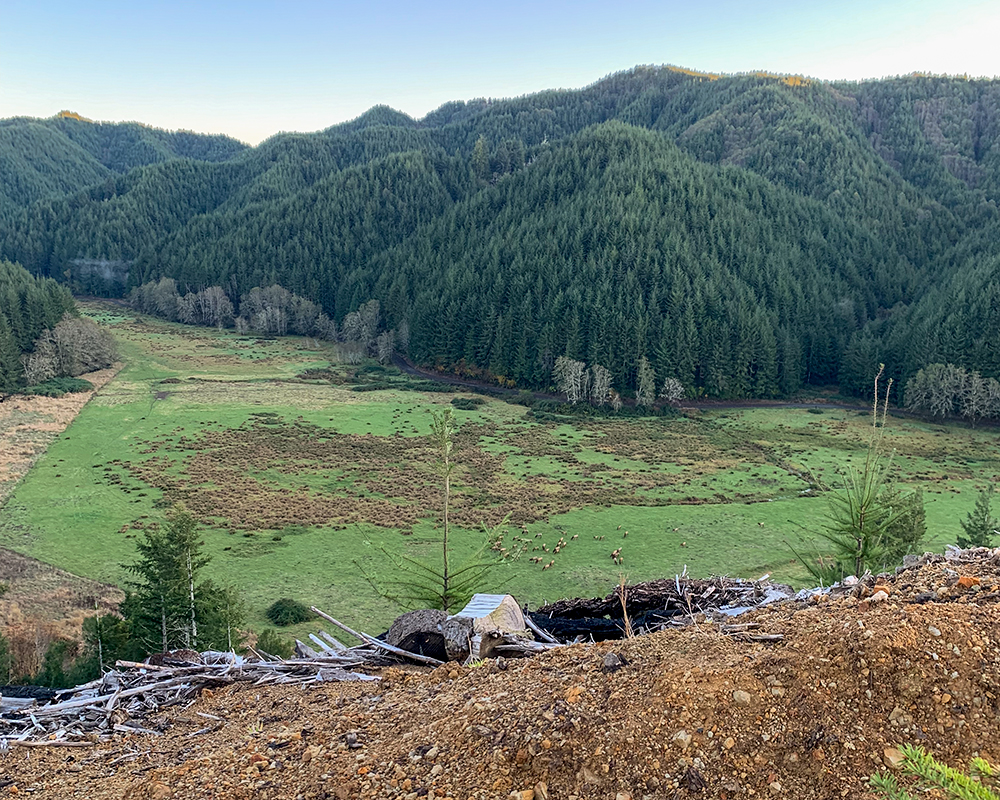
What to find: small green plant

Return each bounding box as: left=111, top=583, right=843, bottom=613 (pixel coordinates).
left=958, top=485, right=998, bottom=548
left=871, top=744, right=999, bottom=799
left=265, top=598, right=311, bottom=627
left=358, top=407, right=524, bottom=612
left=255, top=628, right=294, bottom=659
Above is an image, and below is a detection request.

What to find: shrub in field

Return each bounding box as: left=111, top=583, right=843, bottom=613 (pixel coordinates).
left=23, top=377, right=93, bottom=397
left=266, top=598, right=311, bottom=627
left=450, top=397, right=484, bottom=410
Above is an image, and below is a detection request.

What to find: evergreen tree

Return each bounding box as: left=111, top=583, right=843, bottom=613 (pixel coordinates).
left=122, top=504, right=241, bottom=655
left=958, top=485, right=998, bottom=549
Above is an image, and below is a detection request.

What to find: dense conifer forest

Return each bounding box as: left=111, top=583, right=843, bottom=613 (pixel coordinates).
left=2, top=66, right=999, bottom=399
left=0, top=260, right=76, bottom=392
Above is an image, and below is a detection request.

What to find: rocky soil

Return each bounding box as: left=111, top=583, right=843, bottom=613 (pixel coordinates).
left=3, top=551, right=1000, bottom=800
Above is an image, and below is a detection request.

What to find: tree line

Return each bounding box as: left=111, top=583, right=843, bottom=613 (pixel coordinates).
left=130, top=277, right=401, bottom=364
left=0, top=259, right=81, bottom=393
left=904, top=362, right=1000, bottom=424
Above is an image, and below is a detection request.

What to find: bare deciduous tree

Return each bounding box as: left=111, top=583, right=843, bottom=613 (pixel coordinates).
left=342, top=300, right=382, bottom=354
left=659, top=376, right=686, bottom=404
left=376, top=329, right=396, bottom=365
left=554, top=356, right=587, bottom=404
left=24, top=316, right=118, bottom=383
left=315, top=313, right=338, bottom=341
left=906, top=363, right=1000, bottom=424
left=241, top=285, right=293, bottom=335
left=589, top=364, right=612, bottom=406
left=636, top=356, right=656, bottom=408
left=177, top=286, right=234, bottom=329
left=396, top=318, right=410, bottom=354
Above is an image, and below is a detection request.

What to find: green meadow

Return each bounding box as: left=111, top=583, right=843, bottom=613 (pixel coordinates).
left=2, top=306, right=998, bottom=639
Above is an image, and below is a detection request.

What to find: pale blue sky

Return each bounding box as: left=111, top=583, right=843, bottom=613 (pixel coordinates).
left=2, top=0, right=998, bottom=144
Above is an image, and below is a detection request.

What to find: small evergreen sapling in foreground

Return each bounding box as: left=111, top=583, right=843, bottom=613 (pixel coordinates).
left=792, top=365, right=925, bottom=582
left=958, top=485, right=998, bottom=549
left=358, top=408, right=524, bottom=613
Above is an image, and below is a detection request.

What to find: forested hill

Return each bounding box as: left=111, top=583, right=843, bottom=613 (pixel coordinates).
left=0, top=113, right=247, bottom=213
left=2, top=66, right=999, bottom=398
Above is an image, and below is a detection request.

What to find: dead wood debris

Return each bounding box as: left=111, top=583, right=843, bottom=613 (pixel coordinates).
left=0, top=574, right=797, bottom=748
left=0, top=643, right=389, bottom=747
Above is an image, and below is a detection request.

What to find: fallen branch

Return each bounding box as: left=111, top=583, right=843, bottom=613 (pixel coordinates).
left=9, top=740, right=96, bottom=748
left=310, top=606, right=445, bottom=667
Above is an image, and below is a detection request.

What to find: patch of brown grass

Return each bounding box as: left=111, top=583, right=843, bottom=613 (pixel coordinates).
left=0, top=547, right=122, bottom=677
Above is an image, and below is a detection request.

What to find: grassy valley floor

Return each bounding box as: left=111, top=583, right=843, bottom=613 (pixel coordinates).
left=1, top=304, right=998, bottom=640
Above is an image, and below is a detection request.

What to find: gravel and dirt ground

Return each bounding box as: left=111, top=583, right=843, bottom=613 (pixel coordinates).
left=3, top=551, right=1000, bottom=800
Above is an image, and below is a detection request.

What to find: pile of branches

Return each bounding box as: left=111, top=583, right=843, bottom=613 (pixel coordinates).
left=530, top=575, right=791, bottom=641
left=1, top=580, right=796, bottom=747
left=0, top=611, right=411, bottom=748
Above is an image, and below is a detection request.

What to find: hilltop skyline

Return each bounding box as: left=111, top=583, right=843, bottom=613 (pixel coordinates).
left=3, top=0, right=1000, bottom=144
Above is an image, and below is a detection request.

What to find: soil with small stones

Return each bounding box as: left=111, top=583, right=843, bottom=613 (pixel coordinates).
left=4, top=554, right=1000, bottom=800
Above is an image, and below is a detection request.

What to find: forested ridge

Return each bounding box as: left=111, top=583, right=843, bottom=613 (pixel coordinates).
left=2, top=66, right=1000, bottom=399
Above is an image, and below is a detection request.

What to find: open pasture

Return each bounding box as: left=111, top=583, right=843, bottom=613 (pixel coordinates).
left=1, top=306, right=998, bottom=636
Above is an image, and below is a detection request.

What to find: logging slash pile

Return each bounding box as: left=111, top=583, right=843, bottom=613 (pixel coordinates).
left=3, top=548, right=1000, bottom=799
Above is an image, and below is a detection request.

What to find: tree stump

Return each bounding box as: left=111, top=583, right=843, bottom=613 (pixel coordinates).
left=386, top=609, right=448, bottom=661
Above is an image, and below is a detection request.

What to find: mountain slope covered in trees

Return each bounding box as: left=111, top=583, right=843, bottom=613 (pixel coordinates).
left=2, top=67, right=999, bottom=399
left=0, top=114, right=247, bottom=214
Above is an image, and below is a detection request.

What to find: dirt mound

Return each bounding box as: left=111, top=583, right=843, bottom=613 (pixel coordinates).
left=3, top=552, right=1000, bottom=799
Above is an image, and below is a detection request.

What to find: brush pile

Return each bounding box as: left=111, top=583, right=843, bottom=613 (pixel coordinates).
left=0, top=576, right=795, bottom=749
left=0, top=648, right=389, bottom=748
left=531, top=574, right=792, bottom=640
